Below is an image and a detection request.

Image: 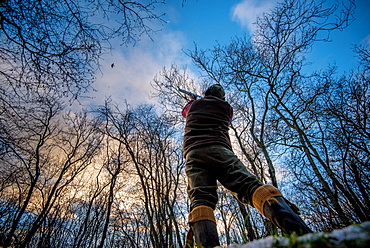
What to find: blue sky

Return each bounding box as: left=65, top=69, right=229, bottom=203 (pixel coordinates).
left=78, top=0, right=370, bottom=109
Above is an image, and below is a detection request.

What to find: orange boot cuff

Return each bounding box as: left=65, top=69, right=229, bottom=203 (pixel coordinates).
left=252, top=185, right=282, bottom=216
left=188, top=205, right=216, bottom=224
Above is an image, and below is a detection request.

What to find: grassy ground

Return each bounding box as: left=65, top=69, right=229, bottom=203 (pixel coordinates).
left=224, top=221, right=370, bottom=248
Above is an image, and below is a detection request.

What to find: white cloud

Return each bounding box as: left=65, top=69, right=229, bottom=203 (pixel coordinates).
left=78, top=31, right=191, bottom=109
left=362, top=34, right=370, bottom=47
left=231, top=0, right=276, bottom=34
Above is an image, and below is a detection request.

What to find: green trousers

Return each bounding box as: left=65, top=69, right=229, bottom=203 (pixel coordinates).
left=185, top=145, right=263, bottom=210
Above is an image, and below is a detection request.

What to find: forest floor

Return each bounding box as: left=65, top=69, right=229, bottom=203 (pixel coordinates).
left=224, top=221, right=370, bottom=248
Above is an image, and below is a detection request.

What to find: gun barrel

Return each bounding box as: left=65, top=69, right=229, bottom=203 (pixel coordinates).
left=178, top=88, right=203, bottom=98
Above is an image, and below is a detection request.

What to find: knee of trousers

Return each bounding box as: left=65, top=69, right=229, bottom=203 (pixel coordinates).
left=188, top=205, right=216, bottom=224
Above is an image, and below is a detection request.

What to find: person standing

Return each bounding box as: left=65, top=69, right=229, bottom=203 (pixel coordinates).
left=182, top=84, right=311, bottom=247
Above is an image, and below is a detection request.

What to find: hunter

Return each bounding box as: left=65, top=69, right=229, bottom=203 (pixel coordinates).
left=182, top=84, right=312, bottom=247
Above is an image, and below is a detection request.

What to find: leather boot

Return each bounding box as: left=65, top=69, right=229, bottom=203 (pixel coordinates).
left=263, top=196, right=312, bottom=235
left=252, top=185, right=312, bottom=235
left=187, top=205, right=220, bottom=248
left=191, top=220, right=220, bottom=248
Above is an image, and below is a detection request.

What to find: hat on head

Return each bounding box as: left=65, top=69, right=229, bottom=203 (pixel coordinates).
left=204, top=84, right=225, bottom=100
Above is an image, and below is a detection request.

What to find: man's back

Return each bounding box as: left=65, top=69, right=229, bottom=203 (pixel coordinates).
left=183, top=96, right=233, bottom=155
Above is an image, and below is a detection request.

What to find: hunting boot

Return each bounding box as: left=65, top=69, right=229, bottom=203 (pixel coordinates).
left=252, top=185, right=312, bottom=235
left=186, top=205, right=220, bottom=248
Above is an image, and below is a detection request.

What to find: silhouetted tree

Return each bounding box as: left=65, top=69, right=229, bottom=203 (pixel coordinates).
left=153, top=0, right=362, bottom=237
left=0, top=1, right=168, bottom=246
left=0, top=0, right=166, bottom=99
left=98, top=101, right=187, bottom=247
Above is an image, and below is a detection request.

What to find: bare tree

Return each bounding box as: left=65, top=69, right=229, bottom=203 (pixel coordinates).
left=153, top=0, right=362, bottom=236
left=98, top=101, right=187, bottom=247
left=0, top=1, right=172, bottom=246
left=0, top=85, right=103, bottom=247
left=0, top=0, right=166, bottom=100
